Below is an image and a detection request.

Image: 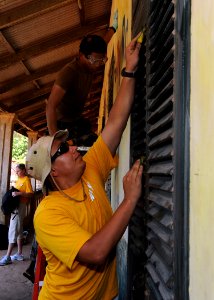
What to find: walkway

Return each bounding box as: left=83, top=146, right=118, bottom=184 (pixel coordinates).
left=0, top=239, right=33, bottom=300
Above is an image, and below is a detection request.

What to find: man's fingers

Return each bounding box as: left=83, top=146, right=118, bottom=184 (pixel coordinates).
left=131, top=32, right=143, bottom=46
left=124, top=160, right=143, bottom=182
left=136, top=42, right=142, bottom=50
left=133, top=32, right=142, bottom=42
left=128, top=34, right=142, bottom=53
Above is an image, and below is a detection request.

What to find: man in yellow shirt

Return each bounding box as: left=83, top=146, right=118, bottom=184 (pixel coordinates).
left=26, top=34, right=143, bottom=299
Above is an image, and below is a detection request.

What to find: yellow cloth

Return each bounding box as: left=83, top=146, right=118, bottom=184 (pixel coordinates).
left=15, top=176, right=33, bottom=204
left=34, top=136, right=119, bottom=300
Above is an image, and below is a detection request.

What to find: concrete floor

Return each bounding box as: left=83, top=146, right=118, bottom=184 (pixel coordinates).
left=0, top=240, right=33, bottom=300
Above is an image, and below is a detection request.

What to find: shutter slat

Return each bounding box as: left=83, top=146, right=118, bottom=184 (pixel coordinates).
left=147, top=221, right=173, bottom=246
left=147, top=112, right=173, bottom=135
left=148, top=189, right=173, bottom=210
left=148, top=144, right=173, bottom=160
left=149, top=128, right=173, bottom=148
left=145, top=263, right=174, bottom=300
left=148, top=161, right=173, bottom=175
left=147, top=231, right=173, bottom=266
left=147, top=204, right=173, bottom=228
left=148, top=176, right=173, bottom=192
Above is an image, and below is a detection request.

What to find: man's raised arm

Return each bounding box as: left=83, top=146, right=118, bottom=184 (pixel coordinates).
left=101, top=35, right=141, bottom=156
left=46, top=84, right=65, bottom=136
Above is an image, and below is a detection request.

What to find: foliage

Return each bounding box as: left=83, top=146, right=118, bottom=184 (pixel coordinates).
left=12, top=132, right=28, bottom=162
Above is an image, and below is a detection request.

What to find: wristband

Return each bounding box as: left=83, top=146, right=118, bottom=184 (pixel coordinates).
left=121, top=67, right=137, bottom=78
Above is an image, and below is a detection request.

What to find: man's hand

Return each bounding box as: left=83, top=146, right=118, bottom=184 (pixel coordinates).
left=77, top=159, right=143, bottom=265
left=125, top=33, right=142, bottom=72
left=12, top=191, right=21, bottom=197
left=123, top=160, right=143, bottom=204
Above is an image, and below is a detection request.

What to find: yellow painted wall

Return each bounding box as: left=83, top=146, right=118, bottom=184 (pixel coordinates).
left=98, top=0, right=132, bottom=134
left=99, top=2, right=132, bottom=298
left=99, top=0, right=132, bottom=217
left=190, top=1, right=214, bottom=299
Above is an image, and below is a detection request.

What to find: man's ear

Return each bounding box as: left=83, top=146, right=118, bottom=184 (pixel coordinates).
left=50, top=167, right=58, bottom=177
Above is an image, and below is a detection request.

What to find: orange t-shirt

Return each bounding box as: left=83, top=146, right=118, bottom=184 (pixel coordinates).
left=34, top=136, right=119, bottom=300
left=15, top=176, right=33, bottom=204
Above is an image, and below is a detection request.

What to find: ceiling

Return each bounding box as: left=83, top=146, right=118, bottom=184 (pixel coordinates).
left=0, top=0, right=112, bottom=137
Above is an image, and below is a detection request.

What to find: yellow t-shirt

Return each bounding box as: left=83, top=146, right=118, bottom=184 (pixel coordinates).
left=15, top=176, right=33, bottom=204
left=34, top=136, right=119, bottom=300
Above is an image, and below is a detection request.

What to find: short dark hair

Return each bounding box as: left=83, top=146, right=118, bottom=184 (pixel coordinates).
left=16, top=163, right=26, bottom=171
left=79, top=34, right=107, bottom=57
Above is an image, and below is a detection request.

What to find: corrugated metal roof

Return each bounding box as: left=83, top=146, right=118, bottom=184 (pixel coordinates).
left=4, top=3, right=80, bottom=48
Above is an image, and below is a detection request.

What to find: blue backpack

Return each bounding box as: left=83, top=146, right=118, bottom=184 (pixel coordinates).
left=1, top=186, right=20, bottom=216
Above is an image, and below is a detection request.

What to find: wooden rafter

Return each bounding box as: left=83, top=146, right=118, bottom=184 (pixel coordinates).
left=0, top=57, right=73, bottom=93
left=25, top=111, right=46, bottom=122
left=78, top=0, right=86, bottom=25
left=1, top=84, right=52, bottom=110
left=0, top=103, right=34, bottom=132
left=11, top=96, right=46, bottom=113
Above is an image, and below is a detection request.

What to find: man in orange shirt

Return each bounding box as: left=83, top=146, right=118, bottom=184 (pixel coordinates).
left=0, top=164, right=33, bottom=266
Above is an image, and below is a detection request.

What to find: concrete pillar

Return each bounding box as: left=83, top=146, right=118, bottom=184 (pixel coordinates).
left=0, top=113, right=15, bottom=224
left=26, top=131, right=38, bottom=192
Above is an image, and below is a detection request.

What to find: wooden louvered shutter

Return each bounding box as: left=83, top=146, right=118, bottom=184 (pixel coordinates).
left=128, top=0, right=190, bottom=299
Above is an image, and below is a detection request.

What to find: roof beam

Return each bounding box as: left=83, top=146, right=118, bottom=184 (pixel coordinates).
left=0, top=16, right=109, bottom=69
left=0, top=0, right=75, bottom=30
left=10, top=95, right=47, bottom=113
left=33, top=125, right=48, bottom=133
left=1, top=84, right=52, bottom=110
left=25, top=111, right=46, bottom=122
left=0, top=57, right=73, bottom=93
left=0, top=103, right=34, bottom=132
left=15, top=117, right=33, bottom=132
left=78, top=0, right=86, bottom=25
left=31, top=119, right=47, bottom=128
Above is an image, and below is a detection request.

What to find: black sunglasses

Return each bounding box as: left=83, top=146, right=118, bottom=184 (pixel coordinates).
left=51, top=141, right=70, bottom=162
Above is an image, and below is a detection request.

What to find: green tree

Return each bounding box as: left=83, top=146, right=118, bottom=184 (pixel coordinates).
left=12, top=131, right=28, bottom=162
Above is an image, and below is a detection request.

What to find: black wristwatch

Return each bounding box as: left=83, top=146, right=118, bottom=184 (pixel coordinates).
left=121, top=67, right=137, bottom=78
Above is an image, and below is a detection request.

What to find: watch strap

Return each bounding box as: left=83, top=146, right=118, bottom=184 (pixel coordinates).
left=121, top=67, right=136, bottom=78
